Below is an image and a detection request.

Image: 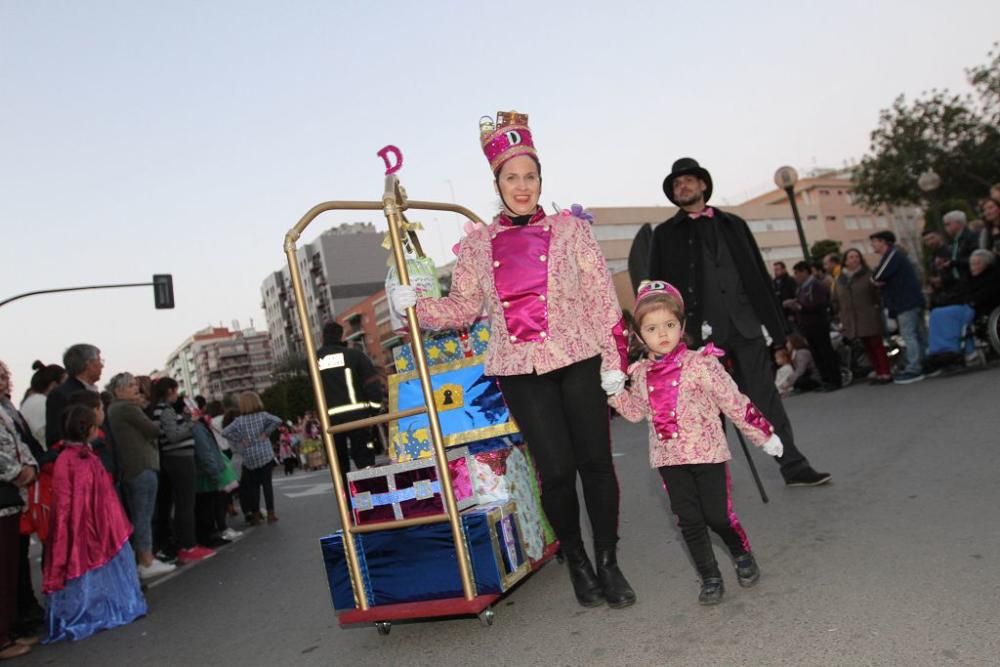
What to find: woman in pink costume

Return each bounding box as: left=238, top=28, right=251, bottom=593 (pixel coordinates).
left=608, top=281, right=783, bottom=605
left=390, top=111, right=635, bottom=608
left=43, top=404, right=146, bottom=642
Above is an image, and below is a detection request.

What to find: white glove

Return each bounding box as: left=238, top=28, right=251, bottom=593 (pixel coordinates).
left=389, top=284, right=417, bottom=313
left=762, top=434, right=784, bottom=457
left=600, top=370, right=627, bottom=396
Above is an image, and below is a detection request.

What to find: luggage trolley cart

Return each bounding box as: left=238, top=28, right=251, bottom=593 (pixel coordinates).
left=284, top=167, right=555, bottom=635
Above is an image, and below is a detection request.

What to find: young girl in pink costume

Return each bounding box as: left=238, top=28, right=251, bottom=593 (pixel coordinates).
left=608, top=281, right=784, bottom=605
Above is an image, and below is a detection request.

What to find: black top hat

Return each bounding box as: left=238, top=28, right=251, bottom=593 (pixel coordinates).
left=662, top=157, right=713, bottom=206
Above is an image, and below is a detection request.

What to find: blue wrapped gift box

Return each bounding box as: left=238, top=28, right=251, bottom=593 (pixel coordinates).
left=387, top=354, right=519, bottom=463
left=319, top=501, right=529, bottom=611
left=392, top=320, right=491, bottom=374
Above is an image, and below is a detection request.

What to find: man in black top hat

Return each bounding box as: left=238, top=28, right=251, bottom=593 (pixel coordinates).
left=646, top=158, right=831, bottom=487
left=315, top=322, right=384, bottom=488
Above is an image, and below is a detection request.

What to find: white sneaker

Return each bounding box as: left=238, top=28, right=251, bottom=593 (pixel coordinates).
left=221, top=528, right=243, bottom=540
left=138, top=558, right=177, bottom=579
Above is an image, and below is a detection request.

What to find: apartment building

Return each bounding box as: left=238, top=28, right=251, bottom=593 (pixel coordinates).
left=164, top=326, right=274, bottom=400
left=261, top=222, right=387, bottom=361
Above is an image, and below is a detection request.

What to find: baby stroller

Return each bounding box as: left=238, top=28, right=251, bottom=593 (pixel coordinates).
left=926, top=305, right=979, bottom=371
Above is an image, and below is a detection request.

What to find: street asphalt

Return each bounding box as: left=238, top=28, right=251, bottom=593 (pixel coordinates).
left=19, top=363, right=1000, bottom=666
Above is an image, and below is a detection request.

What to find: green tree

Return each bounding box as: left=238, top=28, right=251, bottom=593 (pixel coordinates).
left=853, top=45, right=1000, bottom=210
left=810, top=239, right=841, bottom=262
left=260, top=376, right=316, bottom=421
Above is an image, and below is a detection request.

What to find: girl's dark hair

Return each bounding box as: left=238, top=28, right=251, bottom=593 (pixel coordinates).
left=787, top=333, right=810, bottom=350
left=29, top=361, right=65, bottom=393
left=63, top=404, right=98, bottom=442
left=206, top=400, right=225, bottom=418
left=152, top=377, right=179, bottom=404
left=222, top=409, right=239, bottom=428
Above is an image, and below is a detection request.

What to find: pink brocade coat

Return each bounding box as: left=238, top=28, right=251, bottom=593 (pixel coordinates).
left=415, top=209, right=623, bottom=376
left=43, top=442, right=133, bottom=593
left=609, top=347, right=774, bottom=469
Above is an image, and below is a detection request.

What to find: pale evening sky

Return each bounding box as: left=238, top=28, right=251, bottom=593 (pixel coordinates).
left=2, top=0, right=998, bottom=396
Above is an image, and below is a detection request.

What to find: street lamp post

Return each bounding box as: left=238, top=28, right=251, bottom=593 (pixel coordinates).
left=774, top=166, right=810, bottom=261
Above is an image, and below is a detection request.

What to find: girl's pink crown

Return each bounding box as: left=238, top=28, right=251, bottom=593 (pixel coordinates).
left=636, top=280, right=684, bottom=310
left=480, top=110, right=538, bottom=173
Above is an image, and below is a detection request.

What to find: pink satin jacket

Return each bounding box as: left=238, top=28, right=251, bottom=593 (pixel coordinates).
left=609, top=345, right=774, bottom=468
left=415, top=209, right=623, bottom=376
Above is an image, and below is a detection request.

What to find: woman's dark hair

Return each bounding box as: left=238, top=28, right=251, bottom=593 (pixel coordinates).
left=194, top=395, right=207, bottom=410
left=206, top=400, right=226, bottom=418
left=63, top=404, right=98, bottom=442
left=29, top=361, right=65, bottom=394
left=222, top=409, right=239, bottom=428
left=842, top=247, right=869, bottom=271
left=152, top=377, right=179, bottom=404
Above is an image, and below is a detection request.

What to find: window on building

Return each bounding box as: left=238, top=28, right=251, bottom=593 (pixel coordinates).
left=876, top=217, right=887, bottom=228
left=845, top=217, right=858, bottom=230
left=860, top=218, right=873, bottom=229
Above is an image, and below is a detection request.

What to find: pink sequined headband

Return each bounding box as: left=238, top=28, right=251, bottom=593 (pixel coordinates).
left=480, top=111, right=538, bottom=173
left=636, top=280, right=684, bottom=310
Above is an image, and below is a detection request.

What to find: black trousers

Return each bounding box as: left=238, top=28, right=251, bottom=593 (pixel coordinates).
left=720, top=333, right=812, bottom=480
left=240, top=464, right=275, bottom=516
left=498, top=356, right=620, bottom=551
left=195, top=491, right=228, bottom=542
left=329, top=419, right=377, bottom=490
left=659, top=463, right=750, bottom=579
left=801, top=323, right=841, bottom=386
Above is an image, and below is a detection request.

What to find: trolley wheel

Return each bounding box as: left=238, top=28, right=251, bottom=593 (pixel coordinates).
left=375, top=621, right=391, bottom=636
left=479, top=609, right=495, bottom=627
left=988, top=307, right=1000, bottom=357
left=840, top=366, right=853, bottom=387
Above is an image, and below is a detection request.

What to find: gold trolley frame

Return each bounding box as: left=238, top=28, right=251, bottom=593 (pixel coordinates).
left=284, top=174, right=500, bottom=629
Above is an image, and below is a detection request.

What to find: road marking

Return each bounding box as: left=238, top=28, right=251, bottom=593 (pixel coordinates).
left=284, top=482, right=335, bottom=498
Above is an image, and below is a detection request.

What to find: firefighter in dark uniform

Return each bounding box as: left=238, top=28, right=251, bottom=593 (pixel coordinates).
left=316, top=322, right=384, bottom=487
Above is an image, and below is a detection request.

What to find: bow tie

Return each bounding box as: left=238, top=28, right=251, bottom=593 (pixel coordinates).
left=688, top=207, right=715, bottom=220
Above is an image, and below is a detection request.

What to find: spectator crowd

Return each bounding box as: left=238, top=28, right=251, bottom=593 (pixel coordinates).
left=770, top=183, right=1000, bottom=395
left=0, top=344, right=319, bottom=658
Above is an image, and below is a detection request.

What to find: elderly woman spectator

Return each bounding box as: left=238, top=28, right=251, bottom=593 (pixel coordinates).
left=107, top=373, right=175, bottom=579
left=832, top=248, right=893, bottom=384
left=967, top=250, right=1000, bottom=318
left=1, top=361, right=38, bottom=660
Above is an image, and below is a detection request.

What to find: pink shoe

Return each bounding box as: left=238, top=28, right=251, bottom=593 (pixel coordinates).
left=177, top=545, right=216, bottom=564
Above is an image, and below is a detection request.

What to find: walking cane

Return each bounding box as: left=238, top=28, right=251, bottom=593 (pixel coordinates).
left=728, top=422, right=769, bottom=504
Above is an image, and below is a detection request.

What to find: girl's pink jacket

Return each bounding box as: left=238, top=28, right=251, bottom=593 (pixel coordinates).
left=609, top=345, right=774, bottom=469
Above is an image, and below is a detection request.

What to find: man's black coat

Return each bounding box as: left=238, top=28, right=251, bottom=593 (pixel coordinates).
left=646, top=208, right=788, bottom=347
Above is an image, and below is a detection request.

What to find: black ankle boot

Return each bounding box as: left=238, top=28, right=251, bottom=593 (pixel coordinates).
left=733, top=552, right=760, bottom=588
left=564, top=545, right=604, bottom=607
left=595, top=548, right=637, bottom=609
left=698, top=577, right=725, bottom=605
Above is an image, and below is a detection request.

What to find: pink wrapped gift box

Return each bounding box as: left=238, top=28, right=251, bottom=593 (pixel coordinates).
left=347, top=446, right=476, bottom=526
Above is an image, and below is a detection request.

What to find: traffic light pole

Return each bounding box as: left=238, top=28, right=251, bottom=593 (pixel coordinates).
left=0, top=275, right=174, bottom=309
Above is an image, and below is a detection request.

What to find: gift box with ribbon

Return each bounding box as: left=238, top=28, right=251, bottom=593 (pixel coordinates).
left=319, top=500, right=530, bottom=611
left=387, top=354, right=519, bottom=464
left=392, top=320, right=491, bottom=374
left=347, top=446, right=476, bottom=526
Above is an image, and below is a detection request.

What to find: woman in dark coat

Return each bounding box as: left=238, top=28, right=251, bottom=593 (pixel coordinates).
left=832, top=248, right=892, bottom=383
